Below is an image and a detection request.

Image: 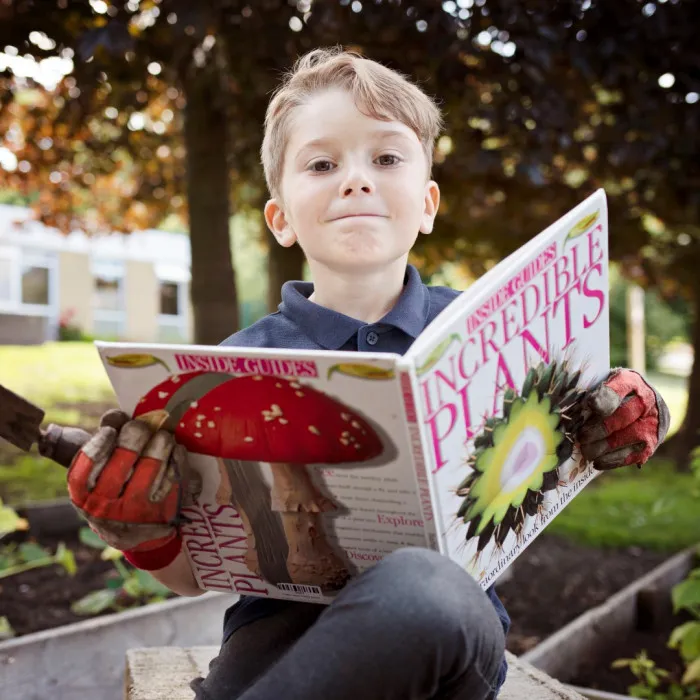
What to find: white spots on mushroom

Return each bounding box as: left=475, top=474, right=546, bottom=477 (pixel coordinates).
left=253, top=375, right=263, bottom=381
left=341, top=413, right=351, bottom=422
left=171, top=376, right=181, bottom=384
left=351, top=420, right=361, bottom=429
left=196, top=414, right=205, bottom=421
left=279, top=418, right=288, bottom=425
left=207, top=421, right=215, bottom=428
left=138, top=398, right=145, bottom=404
left=244, top=436, right=254, bottom=443
left=290, top=382, right=301, bottom=389
left=308, top=425, right=321, bottom=436
left=262, top=404, right=284, bottom=422
left=295, top=391, right=305, bottom=397
left=354, top=443, right=361, bottom=449
left=340, top=437, right=349, bottom=446
left=195, top=422, right=202, bottom=429
left=158, top=391, right=169, bottom=399
left=342, top=431, right=350, bottom=437
left=275, top=383, right=283, bottom=388
left=194, top=432, right=203, bottom=438
left=180, top=422, right=185, bottom=428
left=190, top=401, right=198, bottom=409
left=214, top=406, right=221, bottom=412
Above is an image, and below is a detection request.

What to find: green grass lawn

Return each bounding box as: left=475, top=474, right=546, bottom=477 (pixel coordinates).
left=0, top=342, right=116, bottom=504
left=548, top=458, right=700, bottom=552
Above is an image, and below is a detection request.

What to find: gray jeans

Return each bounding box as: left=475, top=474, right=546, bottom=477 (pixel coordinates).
left=191, top=547, right=506, bottom=700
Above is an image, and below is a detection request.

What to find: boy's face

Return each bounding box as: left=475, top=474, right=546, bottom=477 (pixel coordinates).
left=265, top=88, right=440, bottom=275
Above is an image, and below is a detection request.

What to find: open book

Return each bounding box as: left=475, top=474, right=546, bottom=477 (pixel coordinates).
left=95, top=188, right=609, bottom=603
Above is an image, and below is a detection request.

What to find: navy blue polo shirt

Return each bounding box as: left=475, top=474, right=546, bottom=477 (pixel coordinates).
left=218, top=263, right=510, bottom=688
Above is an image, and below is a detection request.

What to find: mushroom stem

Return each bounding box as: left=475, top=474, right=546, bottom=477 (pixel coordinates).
left=280, top=512, right=350, bottom=590
left=269, top=462, right=335, bottom=512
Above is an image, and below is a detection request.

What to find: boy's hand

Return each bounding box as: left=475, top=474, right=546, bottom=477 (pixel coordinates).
left=67, top=409, right=199, bottom=564
left=578, top=369, right=670, bottom=470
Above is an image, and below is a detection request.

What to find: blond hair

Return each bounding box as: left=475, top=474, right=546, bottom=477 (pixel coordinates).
left=261, top=47, right=444, bottom=198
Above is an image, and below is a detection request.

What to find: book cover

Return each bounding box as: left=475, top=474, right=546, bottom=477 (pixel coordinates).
left=94, top=345, right=428, bottom=603
left=404, top=189, right=610, bottom=589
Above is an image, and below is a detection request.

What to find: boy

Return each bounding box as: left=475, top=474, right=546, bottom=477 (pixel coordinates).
left=68, top=48, right=669, bottom=700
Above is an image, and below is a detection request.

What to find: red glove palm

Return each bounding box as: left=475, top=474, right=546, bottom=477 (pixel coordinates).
left=67, top=410, right=195, bottom=569
left=578, top=369, right=670, bottom=470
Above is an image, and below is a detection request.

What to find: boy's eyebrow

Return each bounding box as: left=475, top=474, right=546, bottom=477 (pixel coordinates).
left=294, top=129, right=416, bottom=161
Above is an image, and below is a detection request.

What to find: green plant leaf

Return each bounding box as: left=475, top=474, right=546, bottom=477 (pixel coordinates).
left=54, top=543, right=77, bottom=576
left=78, top=526, right=108, bottom=550
left=70, top=589, right=118, bottom=615
left=0, top=499, right=29, bottom=538
left=672, top=579, right=700, bottom=613
left=122, top=575, right=142, bottom=598
left=133, top=569, right=171, bottom=596
left=19, top=541, right=49, bottom=562
left=682, top=657, right=700, bottom=685
left=100, top=546, right=124, bottom=561
left=0, top=615, right=15, bottom=641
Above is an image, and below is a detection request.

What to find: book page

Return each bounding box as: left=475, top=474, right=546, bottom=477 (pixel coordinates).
left=405, top=190, right=610, bottom=588
left=94, top=344, right=430, bottom=603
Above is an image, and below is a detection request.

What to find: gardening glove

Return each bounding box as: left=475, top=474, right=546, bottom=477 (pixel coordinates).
left=67, top=409, right=200, bottom=569
left=577, top=369, right=670, bottom=470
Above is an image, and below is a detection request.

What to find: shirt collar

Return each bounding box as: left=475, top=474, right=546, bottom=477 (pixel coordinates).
left=278, top=264, right=431, bottom=350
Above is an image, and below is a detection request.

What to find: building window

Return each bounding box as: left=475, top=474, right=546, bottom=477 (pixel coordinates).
left=159, top=281, right=180, bottom=316
left=92, top=259, right=125, bottom=338
left=21, top=264, right=50, bottom=305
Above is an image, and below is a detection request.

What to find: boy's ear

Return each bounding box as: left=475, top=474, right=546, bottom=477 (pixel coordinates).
left=264, top=199, right=297, bottom=247
left=419, top=180, right=440, bottom=235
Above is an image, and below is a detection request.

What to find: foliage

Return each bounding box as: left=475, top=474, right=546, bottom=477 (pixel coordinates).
left=0, top=498, right=29, bottom=538
left=609, top=267, right=691, bottom=371
left=547, top=456, right=699, bottom=553
left=0, top=539, right=76, bottom=579
left=613, top=565, right=700, bottom=698
left=57, top=308, right=92, bottom=342
left=0, top=502, right=76, bottom=581
left=70, top=526, right=172, bottom=615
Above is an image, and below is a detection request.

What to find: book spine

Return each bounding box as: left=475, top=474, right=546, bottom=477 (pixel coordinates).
left=398, top=367, right=441, bottom=552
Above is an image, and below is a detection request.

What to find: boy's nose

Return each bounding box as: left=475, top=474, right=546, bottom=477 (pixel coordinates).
left=340, top=169, right=374, bottom=197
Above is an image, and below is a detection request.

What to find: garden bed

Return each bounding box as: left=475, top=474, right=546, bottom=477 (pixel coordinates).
left=498, top=533, right=669, bottom=656
left=2, top=525, right=669, bottom=641
left=1, top=529, right=174, bottom=638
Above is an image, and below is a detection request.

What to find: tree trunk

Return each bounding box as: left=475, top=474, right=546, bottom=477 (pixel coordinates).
left=182, top=70, right=238, bottom=345
left=266, top=228, right=306, bottom=313
left=661, top=283, right=700, bottom=470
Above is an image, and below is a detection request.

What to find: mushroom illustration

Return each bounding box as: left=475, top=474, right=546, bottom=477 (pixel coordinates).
left=132, top=371, right=289, bottom=583
left=155, top=373, right=385, bottom=590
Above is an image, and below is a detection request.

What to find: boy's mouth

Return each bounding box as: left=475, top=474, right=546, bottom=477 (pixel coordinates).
left=329, top=213, right=387, bottom=221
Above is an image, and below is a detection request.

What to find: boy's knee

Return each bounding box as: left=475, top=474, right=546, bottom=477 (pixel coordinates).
left=369, top=548, right=504, bottom=650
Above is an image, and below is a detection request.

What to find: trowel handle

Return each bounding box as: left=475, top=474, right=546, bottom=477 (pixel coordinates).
left=37, top=424, right=92, bottom=469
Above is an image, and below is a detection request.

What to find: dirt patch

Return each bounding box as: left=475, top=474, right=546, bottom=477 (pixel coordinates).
left=498, top=533, right=670, bottom=655
left=0, top=530, right=172, bottom=638
left=568, top=610, right=690, bottom=695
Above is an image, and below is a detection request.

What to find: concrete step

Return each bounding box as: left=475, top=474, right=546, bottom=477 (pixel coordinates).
left=124, top=646, right=586, bottom=699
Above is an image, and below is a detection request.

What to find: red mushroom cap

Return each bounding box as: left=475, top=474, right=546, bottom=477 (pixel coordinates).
left=175, top=375, right=383, bottom=464
left=133, top=371, right=210, bottom=417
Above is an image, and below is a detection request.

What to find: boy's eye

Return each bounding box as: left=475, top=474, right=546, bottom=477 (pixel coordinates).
left=310, top=160, right=335, bottom=172
left=376, top=154, right=401, bottom=166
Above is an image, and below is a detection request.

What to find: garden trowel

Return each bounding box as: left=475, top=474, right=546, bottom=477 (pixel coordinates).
left=0, top=382, right=90, bottom=468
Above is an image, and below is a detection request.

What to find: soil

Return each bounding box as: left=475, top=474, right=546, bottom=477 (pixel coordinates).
left=1, top=527, right=672, bottom=654
left=0, top=529, right=174, bottom=639
left=569, top=610, right=690, bottom=695
left=498, top=533, right=670, bottom=655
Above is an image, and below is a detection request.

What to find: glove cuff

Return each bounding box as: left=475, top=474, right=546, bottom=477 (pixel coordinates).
left=123, top=532, right=183, bottom=571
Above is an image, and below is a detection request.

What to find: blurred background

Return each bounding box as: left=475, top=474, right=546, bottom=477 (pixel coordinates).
left=0, top=1, right=698, bottom=698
